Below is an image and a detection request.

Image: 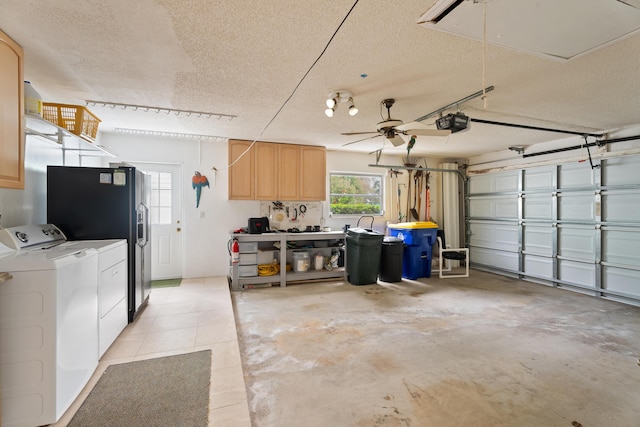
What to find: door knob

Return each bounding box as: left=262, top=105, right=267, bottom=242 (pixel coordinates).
left=177, top=227, right=182, bottom=232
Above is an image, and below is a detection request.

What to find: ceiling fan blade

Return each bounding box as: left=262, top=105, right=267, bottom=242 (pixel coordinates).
left=394, top=121, right=428, bottom=131
left=341, top=131, right=379, bottom=136
left=409, top=128, right=451, bottom=137
left=395, top=121, right=451, bottom=136
left=342, top=134, right=381, bottom=147
left=387, top=134, right=406, bottom=147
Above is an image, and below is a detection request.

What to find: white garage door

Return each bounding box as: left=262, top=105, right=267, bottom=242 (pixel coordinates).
left=468, top=155, right=640, bottom=305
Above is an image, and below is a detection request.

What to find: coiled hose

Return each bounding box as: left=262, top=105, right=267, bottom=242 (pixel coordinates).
left=258, top=262, right=280, bottom=276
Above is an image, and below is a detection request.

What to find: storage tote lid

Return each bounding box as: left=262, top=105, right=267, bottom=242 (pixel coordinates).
left=387, top=221, right=439, bottom=229
left=347, top=227, right=383, bottom=237
left=382, top=236, right=404, bottom=245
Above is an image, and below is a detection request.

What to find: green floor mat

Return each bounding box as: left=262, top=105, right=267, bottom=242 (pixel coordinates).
left=151, top=278, right=182, bottom=288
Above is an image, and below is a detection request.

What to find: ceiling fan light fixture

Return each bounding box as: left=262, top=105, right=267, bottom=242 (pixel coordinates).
left=325, top=106, right=335, bottom=117
left=347, top=98, right=358, bottom=116
left=325, top=90, right=356, bottom=118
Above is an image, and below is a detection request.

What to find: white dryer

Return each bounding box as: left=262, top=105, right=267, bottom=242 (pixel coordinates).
left=60, top=239, right=128, bottom=357
left=0, top=224, right=99, bottom=427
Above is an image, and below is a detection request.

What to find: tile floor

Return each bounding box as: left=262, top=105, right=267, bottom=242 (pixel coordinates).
left=52, top=276, right=251, bottom=427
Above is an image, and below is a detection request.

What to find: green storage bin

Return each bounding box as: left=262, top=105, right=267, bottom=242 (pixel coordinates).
left=346, top=227, right=384, bottom=285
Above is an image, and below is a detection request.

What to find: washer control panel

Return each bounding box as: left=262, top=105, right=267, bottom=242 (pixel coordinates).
left=0, top=224, right=67, bottom=250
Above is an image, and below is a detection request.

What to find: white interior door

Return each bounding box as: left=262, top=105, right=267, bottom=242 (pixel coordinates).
left=134, top=163, right=183, bottom=280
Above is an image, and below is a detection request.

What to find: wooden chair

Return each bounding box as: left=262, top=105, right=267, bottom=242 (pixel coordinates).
left=435, top=229, right=469, bottom=278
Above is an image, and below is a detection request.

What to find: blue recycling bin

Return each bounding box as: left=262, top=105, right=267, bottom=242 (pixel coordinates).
left=388, top=222, right=439, bottom=279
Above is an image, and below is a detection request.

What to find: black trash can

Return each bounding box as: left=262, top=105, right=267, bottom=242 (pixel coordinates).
left=346, top=227, right=384, bottom=285
left=379, top=236, right=404, bottom=282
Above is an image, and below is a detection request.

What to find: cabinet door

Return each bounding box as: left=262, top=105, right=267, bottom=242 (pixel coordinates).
left=228, top=140, right=255, bottom=200
left=255, top=142, right=279, bottom=200
left=0, top=30, right=24, bottom=190
left=278, top=144, right=300, bottom=200
left=300, top=146, right=326, bottom=200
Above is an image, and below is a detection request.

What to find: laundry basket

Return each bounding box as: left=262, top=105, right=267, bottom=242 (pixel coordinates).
left=42, top=103, right=101, bottom=140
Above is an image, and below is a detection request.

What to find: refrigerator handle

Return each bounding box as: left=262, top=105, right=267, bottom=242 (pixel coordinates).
left=137, top=203, right=149, bottom=247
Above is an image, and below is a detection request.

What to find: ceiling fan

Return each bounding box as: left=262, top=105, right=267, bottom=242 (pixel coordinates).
left=341, top=98, right=451, bottom=147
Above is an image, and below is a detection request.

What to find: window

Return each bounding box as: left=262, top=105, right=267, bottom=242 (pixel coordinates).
left=148, top=171, right=172, bottom=224
left=330, top=172, right=384, bottom=216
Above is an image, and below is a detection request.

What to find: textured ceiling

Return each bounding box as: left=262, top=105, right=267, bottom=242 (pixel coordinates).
left=2, top=0, right=640, bottom=159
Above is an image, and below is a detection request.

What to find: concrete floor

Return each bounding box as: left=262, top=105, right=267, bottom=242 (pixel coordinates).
left=232, top=269, right=640, bottom=427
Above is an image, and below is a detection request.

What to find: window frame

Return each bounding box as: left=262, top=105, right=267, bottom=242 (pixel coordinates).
left=329, top=171, right=385, bottom=217
left=147, top=170, right=173, bottom=225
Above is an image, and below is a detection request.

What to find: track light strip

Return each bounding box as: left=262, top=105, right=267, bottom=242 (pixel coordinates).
left=113, top=128, right=227, bottom=141
left=85, top=100, right=236, bottom=121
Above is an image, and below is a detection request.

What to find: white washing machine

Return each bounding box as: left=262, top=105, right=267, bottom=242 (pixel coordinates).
left=0, top=224, right=99, bottom=427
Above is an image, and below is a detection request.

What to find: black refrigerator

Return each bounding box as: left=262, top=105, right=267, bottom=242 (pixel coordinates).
left=47, top=165, right=151, bottom=322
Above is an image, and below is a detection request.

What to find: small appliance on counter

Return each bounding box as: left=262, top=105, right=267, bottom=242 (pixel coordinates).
left=248, top=216, right=272, bottom=234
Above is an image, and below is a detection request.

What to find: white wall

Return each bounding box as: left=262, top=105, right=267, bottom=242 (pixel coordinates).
left=0, top=135, right=103, bottom=227
left=99, top=132, right=237, bottom=279
left=99, top=134, right=414, bottom=278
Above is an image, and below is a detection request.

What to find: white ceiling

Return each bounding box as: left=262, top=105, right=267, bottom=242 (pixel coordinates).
left=2, top=0, right=640, bottom=159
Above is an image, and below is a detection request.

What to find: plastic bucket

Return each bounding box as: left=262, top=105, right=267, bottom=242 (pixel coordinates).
left=292, top=251, right=310, bottom=273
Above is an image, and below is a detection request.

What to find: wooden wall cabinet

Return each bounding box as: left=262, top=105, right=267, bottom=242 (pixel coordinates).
left=277, top=144, right=300, bottom=200
left=228, top=140, right=326, bottom=201
left=0, top=30, right=25, bottom=190
left=300, top=145, right=326, bottom=200
left=228, top=139, right=255, bottom=200
left=255, top=142, right=279, bottom=200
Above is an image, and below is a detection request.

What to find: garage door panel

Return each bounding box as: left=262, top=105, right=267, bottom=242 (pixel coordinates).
left=558, top=259, right=596, bottom=288
left=558, top=193, right=596, bottom=221
left=559, top=163, right=595, bottom=188
left=524, top=166, right=555, bottom=190
left=523, top=225, right=553, bottom=256
left=523, top=195, right=553, bottom=220
left=471, top=247, right=519, bottom=271
left=602, top=155, right=640, bottom=186
left=469, top=171, right=519, bottom=193
left=469, top=222, right=519, bottom=251
left=558, top=226, right=596, bottom=261
left=602, top=191, right=640, bottom=222
left=469, top=196, right=518, bottom=218
left=603, top=229, right=640, bottom=267
left=524, top=254, right=553, bottom=279
left=603, top=266, right=640, bottom=296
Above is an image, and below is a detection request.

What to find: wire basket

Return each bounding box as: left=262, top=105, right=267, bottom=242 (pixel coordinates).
left=42, top=103, right=101, bottom=140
